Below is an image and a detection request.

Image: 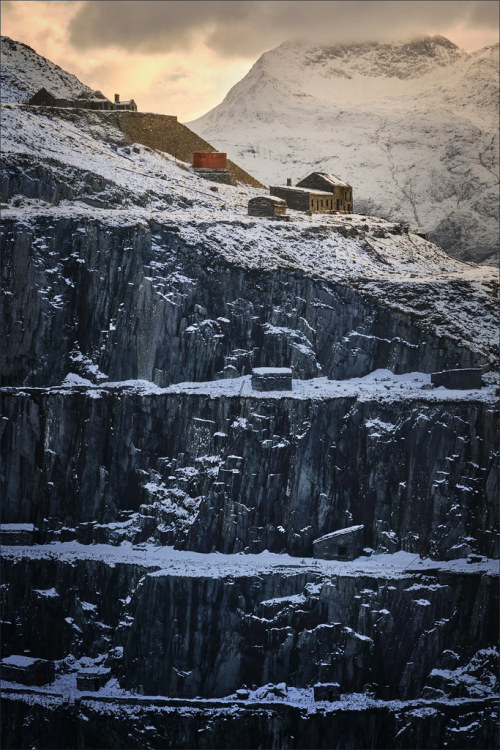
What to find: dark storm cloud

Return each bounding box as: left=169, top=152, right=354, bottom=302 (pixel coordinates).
left=68, top=1, right=499, bottom=56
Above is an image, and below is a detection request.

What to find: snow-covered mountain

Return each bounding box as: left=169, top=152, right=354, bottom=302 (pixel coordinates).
left=189, top=36, right=499, bottom=265
left=0, top=35, right=95, bottom=103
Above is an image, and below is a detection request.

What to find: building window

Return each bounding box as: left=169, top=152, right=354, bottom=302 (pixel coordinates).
left=336, top=199, right=340, bottom=210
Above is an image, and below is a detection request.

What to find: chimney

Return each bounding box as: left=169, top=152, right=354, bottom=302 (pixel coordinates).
left=114, top=93, right=120, bottom=104
left=286, top=178, right=292, bottom=186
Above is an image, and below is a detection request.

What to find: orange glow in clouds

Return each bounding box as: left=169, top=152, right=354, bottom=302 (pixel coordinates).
left=1, top=0, right=498, bottom=121
left=1, top=0, right=252, bottom=120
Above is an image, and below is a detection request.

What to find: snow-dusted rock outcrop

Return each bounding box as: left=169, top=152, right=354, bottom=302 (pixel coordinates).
left=0, top=36, right=96, bottom=103
left=189, top=36, right=499, bottom=265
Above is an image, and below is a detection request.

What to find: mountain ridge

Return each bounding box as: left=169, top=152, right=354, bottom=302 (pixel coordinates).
left=189, top=35, right=499, bottom=265
left=1, top=35, right=96, bottom=103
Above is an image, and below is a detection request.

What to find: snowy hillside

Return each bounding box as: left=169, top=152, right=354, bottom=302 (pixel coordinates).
left=1, top=40, right=498, bottom=746
left=1, top=102, right=497, bottom=366
left=189, top=36, right=499, bottom=265
left=0, top=35, right=95, bottom=103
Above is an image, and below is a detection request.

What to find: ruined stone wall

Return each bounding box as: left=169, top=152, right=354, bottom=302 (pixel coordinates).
left=270, top=186, right=311, bottom=211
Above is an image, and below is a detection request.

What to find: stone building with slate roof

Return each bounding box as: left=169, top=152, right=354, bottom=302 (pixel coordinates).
left=297, top=172, right=353, bottom=213
left=270, top=185, right=339, bottom=213
left=28, top=88, right=137, bottom=111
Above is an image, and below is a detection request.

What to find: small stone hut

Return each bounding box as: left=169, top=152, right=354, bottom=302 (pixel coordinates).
left=314, top=682, right=341, bottom=701
left=76, top=667, right=111, bottom=691
left=297, top=172, right=353, bottom=213
left=0, top=655, right=55, bottom=686
left=248, top=195, right=287, bottom=217
left=251, top=367, right=292, bottom=391
left=312, top=524, right=365, bottom=560
left=0, top=523, right=36, bottom=545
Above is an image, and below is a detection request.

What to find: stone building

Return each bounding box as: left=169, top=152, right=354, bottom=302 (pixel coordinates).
left=312, top=524, right=365, bottom=560
left=269, top=185, right=339, bottom=213
left=76, top=667, right=111, bottom=691
left=251, top=367, right=293, bottom=391
left=297, top=172, right=353, bottom=213
left=28, top=88, right=137, bottom=111
left=0, top=522, right=36, bottom=545
left=314, top=682, right=341, bottom=701
left=248, top=195, right=287, bottom=217
left=0, top=655, right=54, bottom=686
left=113, top=93, right=137, bottom=111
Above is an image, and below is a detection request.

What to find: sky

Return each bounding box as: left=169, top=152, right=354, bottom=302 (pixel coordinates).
left=1, top=0, right=499, bottom=121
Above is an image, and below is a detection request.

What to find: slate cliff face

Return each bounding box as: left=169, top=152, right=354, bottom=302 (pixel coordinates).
left=1, top=215, right=497, bottom=562
left=0, top=216, right=485, bottom=388
left=3, top=555, right=497, bottom=702
left=1, top=389, right=497, bottom=560
left=1, top=206, right=498, bottom=748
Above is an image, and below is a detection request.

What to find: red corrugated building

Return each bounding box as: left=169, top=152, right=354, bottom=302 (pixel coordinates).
left=192, top=152, right=227, bottom=170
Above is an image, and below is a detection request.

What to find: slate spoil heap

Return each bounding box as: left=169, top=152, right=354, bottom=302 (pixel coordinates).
left=0, top=35, right=499, bottom=750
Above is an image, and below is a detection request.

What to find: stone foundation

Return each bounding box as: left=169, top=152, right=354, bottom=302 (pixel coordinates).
left=193, top=168, right=232, bottom=185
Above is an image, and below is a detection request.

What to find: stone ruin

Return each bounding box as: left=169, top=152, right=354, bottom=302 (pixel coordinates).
left=0, top=655, right=55, bottom=686
left=76, top=668, right=111, bottom=692
left=0, top=523, right=36, bottom=545
left=248, top=195, right=287, bottom=218
left=251, top=367, right=293, bottom=391
left=312, top=525, right=365, bottom=560
left=28, top=88, right=137, bottom=111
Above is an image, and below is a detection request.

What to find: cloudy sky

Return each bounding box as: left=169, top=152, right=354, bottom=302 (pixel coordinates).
left=2, top=0, right=498, bottom=120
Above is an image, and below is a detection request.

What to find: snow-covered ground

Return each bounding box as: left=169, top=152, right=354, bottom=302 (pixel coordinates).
left=2, top=93, right=497, bottom=366
left=7, top=369, right=496, bottom=403
left=2, top=674, right=495, bottom=712
left=2, top=543, right=497, bottom=580
left=189, top=36, right=499, bottom=265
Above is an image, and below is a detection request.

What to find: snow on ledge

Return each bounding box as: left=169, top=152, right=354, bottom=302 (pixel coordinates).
left=4, top=369, right=493, bottom=404
left=0, top=543, right=497, bottom=579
